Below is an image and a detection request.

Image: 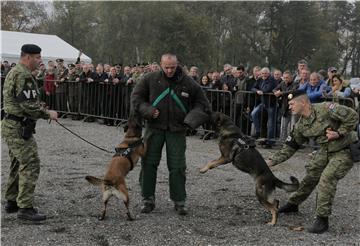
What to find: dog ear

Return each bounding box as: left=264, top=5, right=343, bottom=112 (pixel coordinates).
left=217, top=112, right=224, bottom=127
left=123, top=124, right=129, bottom=133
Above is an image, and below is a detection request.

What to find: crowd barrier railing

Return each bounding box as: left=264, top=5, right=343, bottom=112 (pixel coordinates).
left=42, top=79, right=133, bottom=124
left=1, top=75, right=359, bottom=141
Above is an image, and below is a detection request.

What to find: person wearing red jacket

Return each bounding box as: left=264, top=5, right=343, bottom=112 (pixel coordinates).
left=44, top=67, right=56, bottom=109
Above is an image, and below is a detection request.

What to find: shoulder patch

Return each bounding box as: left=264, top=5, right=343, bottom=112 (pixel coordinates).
left=327, top=103, right=336, bottom=111
left=16, top=77, right=38, bottom=102
left=25, top=78, right=34, bottom=89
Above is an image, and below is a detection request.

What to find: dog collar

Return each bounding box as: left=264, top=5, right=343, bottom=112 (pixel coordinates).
left=234, top=138, right=256, bottom=149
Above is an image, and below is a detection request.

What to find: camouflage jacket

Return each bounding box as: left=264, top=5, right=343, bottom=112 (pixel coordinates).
left=270, top=102, right=358, bottom=165
left=2, top=63, right=49, bottom=121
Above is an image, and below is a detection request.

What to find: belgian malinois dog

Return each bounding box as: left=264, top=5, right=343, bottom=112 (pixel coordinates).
left=85, top=117, right=146, bottom=220
left=200, top=112, right=299, bottom=225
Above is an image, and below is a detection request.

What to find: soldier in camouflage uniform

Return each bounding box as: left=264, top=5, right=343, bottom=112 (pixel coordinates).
left=66, top=63, right=81, bottom=120
left=54, top=58, right=68, bottom=114
left=2, top=44, right=58, bottom=222
left=267, top=90, right=358, bottom=234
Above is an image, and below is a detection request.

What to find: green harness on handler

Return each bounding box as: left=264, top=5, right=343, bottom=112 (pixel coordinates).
left=152, top=87, right=188, bottom=113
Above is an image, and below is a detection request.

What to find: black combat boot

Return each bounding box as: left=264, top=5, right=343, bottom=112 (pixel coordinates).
left=278, top=202, right=299, bottom=213
left=307, top=216, right=329, bottom=234
left=174, top=204, right=188, bottom=216
left=17, top=208, right=46, bottom=221
left=141, top=203, right=155, bottom=214
left=4, top=200, right=19, bottom=213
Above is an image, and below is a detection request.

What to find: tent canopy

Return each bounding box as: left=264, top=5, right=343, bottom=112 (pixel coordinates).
left=1, top=30, right=91, bottom=65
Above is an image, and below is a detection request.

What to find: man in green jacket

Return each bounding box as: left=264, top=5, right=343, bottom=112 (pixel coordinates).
left=131, top=53, right=210, bottom=215
left=2, top=44, right=58, bottom=222
left=267, top=91, right=358, bottom=233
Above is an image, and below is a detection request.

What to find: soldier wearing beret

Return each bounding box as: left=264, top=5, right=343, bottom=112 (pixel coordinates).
left=66, top=64, right=81, bottom=120
left=54, top=58, right=68, bottom=115
left=2, top=44, right=58, bottom=221
left=267, top=91, right=358, bottom=233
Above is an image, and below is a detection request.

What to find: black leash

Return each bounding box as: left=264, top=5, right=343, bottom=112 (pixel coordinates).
left=53, top=120, right=115, bottom=154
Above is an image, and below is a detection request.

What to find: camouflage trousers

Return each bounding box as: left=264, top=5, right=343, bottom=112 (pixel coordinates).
left=289, top=148, right=353, bottom=217
left=2, top=122, right=40, bottom=208
left=139, top=128, right=187, bottom=204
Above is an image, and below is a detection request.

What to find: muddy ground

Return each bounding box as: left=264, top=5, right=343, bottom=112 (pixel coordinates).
left=1, top=119, right=359, bottom=246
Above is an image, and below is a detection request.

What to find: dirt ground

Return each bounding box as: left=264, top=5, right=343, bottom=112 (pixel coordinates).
left=1, top=119, right=359, bottom=246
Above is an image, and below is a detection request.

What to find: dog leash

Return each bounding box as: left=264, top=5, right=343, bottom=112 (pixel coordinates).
left=52, top=120, right=115, bottom=154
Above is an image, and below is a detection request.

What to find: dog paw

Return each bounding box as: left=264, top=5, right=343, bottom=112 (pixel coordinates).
left=98, top=216, right=105, bottom=221
left=266, top=221, right=276, bottom=226
left=126, top=214, right=134, bottom=221
left=199, top=167, right=208, bottom=173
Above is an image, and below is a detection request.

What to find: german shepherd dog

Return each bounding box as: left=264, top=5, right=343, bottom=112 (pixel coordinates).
left=85, top=117, right=146, bottom=221
left=200, top=112, right=299, bottom=225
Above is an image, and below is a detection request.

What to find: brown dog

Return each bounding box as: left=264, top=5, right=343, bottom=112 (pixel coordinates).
left=85, top=117, right=146, bottom=220
left=200, top=112, right=299, bottom=225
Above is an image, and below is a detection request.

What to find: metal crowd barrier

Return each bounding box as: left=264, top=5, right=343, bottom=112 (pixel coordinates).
left=42, top=79, right=133, bottom=124
left=1, top=74, right=359, bottom=141
left=202, top=88, right=359, bottom=144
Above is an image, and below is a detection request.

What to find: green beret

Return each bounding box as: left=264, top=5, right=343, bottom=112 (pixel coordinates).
left=21, top=44, right=41, bottom=54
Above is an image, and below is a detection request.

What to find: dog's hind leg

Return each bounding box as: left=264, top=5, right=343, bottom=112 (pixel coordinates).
left=266, top=199, right=279, bottom=226
left=116, top=183, right=133, bottom=221
left=255, top=183, right=279, bottom=225
left=99, top=189, right=112, bottom=220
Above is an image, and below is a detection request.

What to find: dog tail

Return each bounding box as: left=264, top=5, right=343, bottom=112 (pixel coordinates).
left=85, top=175, right=104, bottom=186
left=275, top=176, right=299, bottom=192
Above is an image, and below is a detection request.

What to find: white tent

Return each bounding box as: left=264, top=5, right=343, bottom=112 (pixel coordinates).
left=0, top=30, right=92, bottom=65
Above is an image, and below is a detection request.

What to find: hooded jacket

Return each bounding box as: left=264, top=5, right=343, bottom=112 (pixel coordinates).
left=131, top=66, right=211, bottom=132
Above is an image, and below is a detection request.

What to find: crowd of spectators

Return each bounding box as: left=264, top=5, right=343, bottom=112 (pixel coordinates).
left=1, top=57, right=360, bottom=144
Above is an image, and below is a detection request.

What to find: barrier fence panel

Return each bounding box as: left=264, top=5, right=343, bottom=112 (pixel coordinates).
left=203, top=89, right=233, bottom=118
left=321, top=96, right=355, bottom=109
left=42, top=80, right=133, bottom=123
left=2, top=74, right=359, bottom=139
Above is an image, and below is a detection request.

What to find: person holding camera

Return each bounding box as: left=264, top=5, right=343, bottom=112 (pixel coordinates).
left=2, top=44, right=58, bottom=222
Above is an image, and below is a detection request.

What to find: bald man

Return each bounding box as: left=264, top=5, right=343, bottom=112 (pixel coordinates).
left=131, top=53, right=210, bottom=215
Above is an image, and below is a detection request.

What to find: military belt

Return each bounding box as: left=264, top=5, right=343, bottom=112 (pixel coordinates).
left=4, top=113, right=26, bottom=122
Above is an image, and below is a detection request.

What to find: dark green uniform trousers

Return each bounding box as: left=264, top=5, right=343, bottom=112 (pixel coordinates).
left=289, top=148, right=353, bottom=217
left=140, top=128, right=186, bottom=204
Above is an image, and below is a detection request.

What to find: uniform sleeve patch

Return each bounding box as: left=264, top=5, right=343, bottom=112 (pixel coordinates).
left=327, top=103, right=336, bottom=111
left=16, top=77, right=38, bottom=102
left=25, top=78, right=34, bottom=90
left=285, top=132, right=300, bottom=150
